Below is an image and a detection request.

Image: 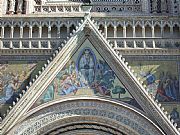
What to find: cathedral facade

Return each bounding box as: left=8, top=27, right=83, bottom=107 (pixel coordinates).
left=0, top=0, right=180, bottom=134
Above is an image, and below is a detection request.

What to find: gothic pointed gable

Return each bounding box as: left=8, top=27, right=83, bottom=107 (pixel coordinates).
left=0, top=16, right=179, bottom=135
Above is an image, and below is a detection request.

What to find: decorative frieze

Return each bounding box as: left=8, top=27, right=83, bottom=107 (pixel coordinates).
left=9, top=99, right=164, bottom=135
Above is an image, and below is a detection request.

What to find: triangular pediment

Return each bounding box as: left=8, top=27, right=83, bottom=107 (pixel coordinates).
left=0, top=16, right=179, bottom=135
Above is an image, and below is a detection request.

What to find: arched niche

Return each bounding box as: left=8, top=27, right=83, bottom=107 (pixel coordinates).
left=117, top=25, right=123, bottom=37
left=51, top=25, right=58, bottom=38
left=154, top=25, right=161, bottom=37
left=98, top=24, right=104, bottom=34
left=69, top=24, right=76, bottom=34
left=42, top=25, right=48, bottom=38
left=126, top=25, right=133, bottom=37
left=173, top=24, right=180, bottom=38
left=23, top=25, right=29, bottom=38
left=107, top=24, right=114, bottom=37
left=60, top=24, right=67, bottom=39
left=13, top=25, right=20, bottom=38
left=145, top=24, right=152, bottom=37
left=4, top=25, right=11, bottom=38
left=135, top=25, right=142, bottom=37
left=163, top=24, right=170, bottom=37
left=32, top=25, right=39, bottom=38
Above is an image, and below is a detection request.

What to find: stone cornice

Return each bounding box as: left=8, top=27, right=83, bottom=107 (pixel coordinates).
left=115, top=48, right=180, bottom=56
left=0, top=49, right=53, bottom=56
left=0, top=49, right=179, bottom=58
left=0, top=13, right=179, bottom=20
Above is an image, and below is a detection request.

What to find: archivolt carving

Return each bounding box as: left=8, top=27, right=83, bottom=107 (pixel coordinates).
left=7, top=98, right=165, bottom=135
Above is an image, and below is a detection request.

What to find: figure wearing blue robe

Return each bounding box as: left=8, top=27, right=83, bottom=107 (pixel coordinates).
left=0, top=82, right=14, bottom=104
left=146, top=72, right=156, bottom=85
left=79, top=49, right=95, bottom=84
left=43, top=84, right=54, bottom=103
left=62, top=85, right=77, bottom=95
left=164, top=79, right=176, bottom=100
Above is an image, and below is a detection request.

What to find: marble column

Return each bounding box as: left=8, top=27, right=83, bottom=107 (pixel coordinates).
left=152, top=26, right=155, bottom=48
left=142, top=25, right=146, bottom=48
left=133, top=26, right=136, bottom=37
left=38, top=26, right=42, bottom=48
left=114, top=26, right=117, bottom=37
left=57, top=26, right=60, bottom=38
left=48, top=26, right=51, bottom=48
left=1, top=26, right=4, bottom=38
left=0, top=26, right=4, bottom=49
left=104, top=25, right=107, bottom=38
left=123, top=25, right=126, bottom=48
left=29, top=26, right=32, bottom=38
left=29, top=26, right=32, bottom=48
left=20, top=26, right=23, bottom=38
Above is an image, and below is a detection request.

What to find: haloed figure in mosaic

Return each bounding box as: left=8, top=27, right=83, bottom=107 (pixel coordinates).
left=78, top=49, right=95, bottom=85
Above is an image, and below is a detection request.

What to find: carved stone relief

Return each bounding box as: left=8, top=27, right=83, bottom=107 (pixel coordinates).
left=8, top=99, right=165, bottom=135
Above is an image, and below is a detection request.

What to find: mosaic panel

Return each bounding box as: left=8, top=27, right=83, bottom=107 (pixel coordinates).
left=0, top=61, right=45, bottom=116
left=163, top=103, right=180, bottom=127
left=34, top=40, right=139, bottom=108
left=130, top=61, right=180, bottom=102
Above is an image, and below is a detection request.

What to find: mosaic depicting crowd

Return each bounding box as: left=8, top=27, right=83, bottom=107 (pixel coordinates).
left=0, top=64, right=36, bottom=105
left=142, top=70, right=179, bottom=102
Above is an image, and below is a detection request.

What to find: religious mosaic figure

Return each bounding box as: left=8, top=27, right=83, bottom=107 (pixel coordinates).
left=42, top=82, right=54, bottom=103
left=78, top=49, right=95, bottom=85
left=35, top=46, right=133, bottom=107
left=0, top=79, right=17, bottom=104
left=60, top=74, right=78, bottom=95
left=170, top=108, right=180, bottom=125
left=155, top=71, right=178, bottom=102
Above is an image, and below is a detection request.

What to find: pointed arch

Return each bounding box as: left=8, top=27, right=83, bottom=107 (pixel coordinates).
left=117, top=24, right=123, bottom=37
left=107, top=24, right=114, bottom=37
left=163, top=24, right=170, bottom=37
left=126, top=24, right=133, bottom=37
left=135, top=24, right=142, bottom=37
left=13, top=25, right=20, bottom=38
left=154, top=24, right=161, bottom=37
left=51, top=24, right=58, bottom=37
left=60, top=24, right=67, bottom=39
left=145, top=24, right=152, bottom=37
left=23, top=25, right=29, bottom=38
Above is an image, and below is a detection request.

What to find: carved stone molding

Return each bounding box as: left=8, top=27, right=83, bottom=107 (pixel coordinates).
left=8, top=98, right=165, bottom=135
